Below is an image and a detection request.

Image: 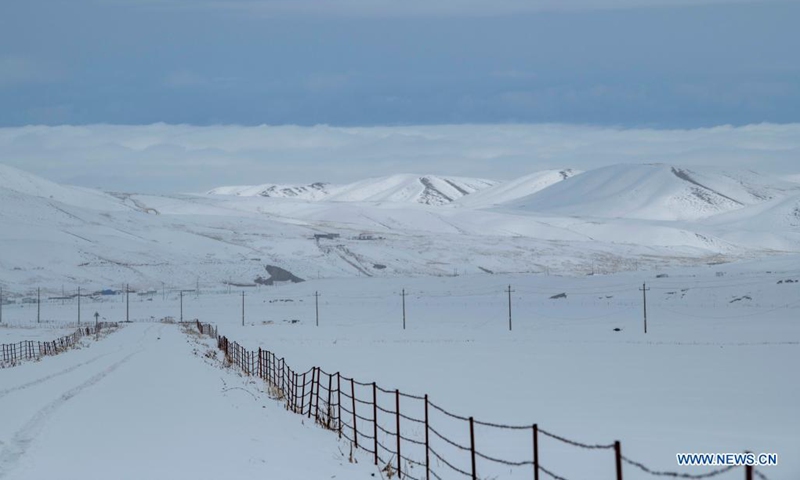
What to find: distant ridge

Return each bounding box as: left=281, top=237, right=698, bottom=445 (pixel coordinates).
left=455, top=169, right=580, bottom=208
left=507, top=163, right=800, bottom=221
left=210, top=174, right=498, bottom=206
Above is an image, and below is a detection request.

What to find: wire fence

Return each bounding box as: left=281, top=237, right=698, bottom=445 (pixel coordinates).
left=0, top=322, right=118, bottom=367
left=193, top=320, right=769, bottom=480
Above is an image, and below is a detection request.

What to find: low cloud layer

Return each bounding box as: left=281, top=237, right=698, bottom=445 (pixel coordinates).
left=1, top=123, right=798, bottom=193
left=117, top=0, right=800, bottom=17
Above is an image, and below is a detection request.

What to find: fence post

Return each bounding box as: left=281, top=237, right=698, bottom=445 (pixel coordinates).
left=533, top=424, right=540, bottom=480
left=258, top=348, right=263, bottom=379
left=425, top=395, right=430, bottom=480
left=351, top=378, right=358, bottom=449
left=302, top=371, right=308, bottom=415
left=396, top=389, right=402, bottom=479
left=745, top=466, right=753, bottom=480
left=326, top=372, right=333, bottom=428
left=470, top=417, right=477, bottom=480
left=314, top=367, right=321, bottom=422
left=373, top=383, right=379, bottom=465
left=337, top=373, right=342, bottom=439
left=615, top=441, right=623, bottom=480
left=293, top=371, right=299, bottom=412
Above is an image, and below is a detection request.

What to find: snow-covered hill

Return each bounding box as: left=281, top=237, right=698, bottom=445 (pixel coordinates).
left=0, top=164, right=128, bottom=212
left=455, top=169, right=580, bottom=208
left=208, top=182, right=334, bottom=200
left=507, top=163, right=800, bottom=221
left=210, top=174, right=497, bottom=206
left=324, top=174, right=497, bottom=205
left=4, top=162, right=800, bottom=292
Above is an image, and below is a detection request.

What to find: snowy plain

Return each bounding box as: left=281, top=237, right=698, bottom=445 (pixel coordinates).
left=1, top=162, right=799, bottom=479
left=2, top=261, right=797, bottom=479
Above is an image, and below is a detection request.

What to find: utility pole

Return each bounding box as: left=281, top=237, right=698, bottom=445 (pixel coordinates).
left=640, top=282, right=650, bottom=334
left=506, top=285, right=514, bottom=331
left=180, top=290, right=184, bottom=322
left=241, top=290, right=245, bottom=326
left=37, top=287, right=41, bottom=324
left=401, top=289, right=407, bottom=330
left=77, top=287, right=81, bottom=325
left=315, top=291, right=320, bottom=327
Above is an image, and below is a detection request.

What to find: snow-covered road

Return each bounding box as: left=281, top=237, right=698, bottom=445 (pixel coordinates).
left=0, top=324, right=371, bottom=480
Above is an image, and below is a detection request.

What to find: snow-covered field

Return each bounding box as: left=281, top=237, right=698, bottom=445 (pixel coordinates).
left=1, top=162, right=798, bottom=479
left=2, top=261, right=797, bottom=479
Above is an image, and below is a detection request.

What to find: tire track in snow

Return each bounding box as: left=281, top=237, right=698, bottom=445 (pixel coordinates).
left=0, top=351, right=140, bottom=478
left=0, top=325, right=151, bottom=401
left=0, top=352, right=112, bottom=400
left=0, top=325, right=158, bottom=478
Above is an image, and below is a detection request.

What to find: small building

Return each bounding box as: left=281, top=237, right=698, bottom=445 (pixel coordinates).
left=314, top=233, right=340, bottom=240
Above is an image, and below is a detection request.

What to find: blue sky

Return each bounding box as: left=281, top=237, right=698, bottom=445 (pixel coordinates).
left=1, top=0, right=799, bottom=128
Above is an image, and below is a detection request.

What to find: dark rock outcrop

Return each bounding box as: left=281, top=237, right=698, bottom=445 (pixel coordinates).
left=255, top=265, right=305, bottom=286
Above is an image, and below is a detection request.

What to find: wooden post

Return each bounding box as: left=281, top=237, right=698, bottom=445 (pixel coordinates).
left=326, top=372, right=333, bottom=428
left=470, top=417, right=477, bottom=480
left=314, top=367, right=321, bottom=422
left=301, top=371, right=308, bottom=415
left=337, top=372, right=342, bottom=438
left=615, top=441, right=623, bottom=480
left=745, top=465, right=753, bottom=480
left=425, top=395, right=430, bottom=480
left=640, top=283, right=650, bottom=334
left=315, top=291, right=320, bottom=327
left=373, top=383, right=379, bottom=465
left=258, top=348, right=263, bottom=379
left=507, top=284, right=514, bottom=331
left=401, top=289, right=406, bottom=330
left=351, top=379, right=358, bottom=449
left=533, top=424, right=539, bottom=480
left=396, top=389, right=402, bottom=478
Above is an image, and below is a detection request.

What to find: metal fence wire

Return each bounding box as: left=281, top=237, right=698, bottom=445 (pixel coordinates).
left=1, top=322, right=117, bottom=367
left=194, top=321, right=768, bottom=480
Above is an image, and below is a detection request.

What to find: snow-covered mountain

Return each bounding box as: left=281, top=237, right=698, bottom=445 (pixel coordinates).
left=323, top=174, right=497, bottom=205
left=0, top=163, right=127, bottom=212
left=455, top=169, right=580, bottom=208
left=209, top=174, right=497, bottom=206
left=208, top=182, right=334, bottom=201
left=507, top=163, right=800, bottom=221
left=4, top=162, right=800, bottom=292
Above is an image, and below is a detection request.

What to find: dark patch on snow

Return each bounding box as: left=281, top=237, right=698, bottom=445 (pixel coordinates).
left=670, top=167, right=743, bottom=206
left=550, top=293, right=567, bottom=299
left=729, top=295, right=752, bottom=303
left=442, top=178, right=470, bottom=196
left=373, top=264, right=387, bottom=270
left=255, top=265, right=305, bottom=285
left=478, top=266, right=494, bottom=274
left=419, top=177, right=454, bottom=204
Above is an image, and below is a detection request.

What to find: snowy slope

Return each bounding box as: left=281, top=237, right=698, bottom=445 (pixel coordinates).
left=507, top=163, right=800, bottom=221
left=210, top=174, right=498, bottom=206
left=3, top=162, right=800, bottom=292
left=455, top=169, right=580, bottom=208
left=0, top=164, right=128, bottom=212
left=208, top=182, right=334, bottom=200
